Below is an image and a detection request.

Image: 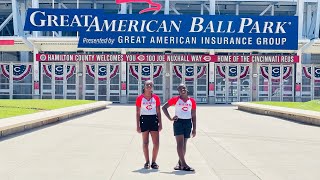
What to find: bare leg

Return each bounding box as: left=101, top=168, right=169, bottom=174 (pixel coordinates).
left=176, top=138, right=188, bottom=166
left=175, top=135, right=188, bottom=167
left=142, top=131, right=150, bottom=164
left=150, top=131, right=159, bottom=163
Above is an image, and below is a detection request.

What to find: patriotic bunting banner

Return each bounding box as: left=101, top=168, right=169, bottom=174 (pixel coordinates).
left=86, top=64, right=119, bottom=80
left=217, top=65, right=249, bottom=81
left=1, top=64, right=32, bottom=81
left=129, top=65, right=162, bottom=80
left=260, top=66, right=292, bottom=81
left=43, top=64, right=75, bottom=80
left=303, top=66, right=320, bottom=82
left=173, top=65, right=206, bottom=81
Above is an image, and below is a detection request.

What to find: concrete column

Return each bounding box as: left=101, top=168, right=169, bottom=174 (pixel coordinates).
left=235, top=3, right=239, bottom=15
left=252, top=63, right=258, bottom=101
left=119, top=3, right=127, bottom=103
left=33, top=48, right=40, bottom=99
left=209, top=0, right=215, bottom=15
left=120, top=49, right=127, bottom=103
left=12, top=0, right=21, bottom=36
left=32, top=0, right=41, bottom=37
left=78, top=61, right=84, bottom=100
left=296, top=0, right=304, bottom=101
left=297, top=0, right=304, bottom=39
left=164, top=61, right=171, bottom=102
left=295, top=52, right=303, bottom=102
left=208, top=50, right=215, bottom=104
left=164, top=0, right=170, bottom=15
left=120, top=3, right=127, bottom=14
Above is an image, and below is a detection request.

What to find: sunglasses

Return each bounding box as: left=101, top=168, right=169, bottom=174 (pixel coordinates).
left=145, top=84, right=153, bottom=87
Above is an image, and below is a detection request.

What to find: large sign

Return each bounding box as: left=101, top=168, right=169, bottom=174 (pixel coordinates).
left=36, top=54, right=299, bottom=63
left=24, top=9, right=298, bottom=50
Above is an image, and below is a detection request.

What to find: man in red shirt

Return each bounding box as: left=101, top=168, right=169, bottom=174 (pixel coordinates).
left=162, top=84, right=196, bottom=171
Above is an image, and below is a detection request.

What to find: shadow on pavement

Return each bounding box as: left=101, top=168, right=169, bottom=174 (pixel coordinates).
left=132, top=168, right=159, bottom=174
left=159, top=170, right=196, bottom=175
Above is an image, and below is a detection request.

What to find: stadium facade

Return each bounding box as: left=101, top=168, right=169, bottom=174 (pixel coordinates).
left=0, top=0, right=319, bottom=104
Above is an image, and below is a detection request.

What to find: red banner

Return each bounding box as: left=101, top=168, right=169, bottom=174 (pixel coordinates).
left=0, top=40, right=14, bottom=45
left=36, top=54, right=299, bottom=63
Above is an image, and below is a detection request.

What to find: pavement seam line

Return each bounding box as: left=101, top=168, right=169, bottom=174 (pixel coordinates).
left=191, top=130, right=221, bottom=180
left=109, top=134, right=136, bottom=180
left=200, top=129, right=263, bottom=180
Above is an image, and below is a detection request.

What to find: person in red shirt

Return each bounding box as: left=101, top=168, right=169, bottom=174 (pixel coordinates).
left=136, top=80, right=162, bottom=169
left=162, top=83, right=196, bottom=172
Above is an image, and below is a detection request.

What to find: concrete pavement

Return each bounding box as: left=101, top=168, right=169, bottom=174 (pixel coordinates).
left=1, top=105, right=320, bottom=180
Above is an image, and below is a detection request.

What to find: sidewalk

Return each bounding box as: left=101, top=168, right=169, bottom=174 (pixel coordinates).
left=232, top=102, right=320, bottom=126
left=0, top=101, right=112, bottom=137
left=1, top=105, right=320, bottom=179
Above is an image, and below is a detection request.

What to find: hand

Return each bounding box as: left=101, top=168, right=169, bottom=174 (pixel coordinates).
left=171, top=115, right=178, bottom=121
left=192, top=129, right=196, bottom=138
left=158, top=124, right=163, bottom=131
left=136, top=127, right=141, bottom=133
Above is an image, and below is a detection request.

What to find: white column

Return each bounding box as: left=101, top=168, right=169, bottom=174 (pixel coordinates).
left=297, top=0, right=304, bottom=39
left=208, top=50, right=215, bottom=104
left=296, top=0, right=304, bottom=101
left=33, top=48, right=40, bottom=98
left=209, top=0, right=215, bottom=103
left=32, top=0, right=41, bottom=37
left=120, top=3, right=127, bottom=14
left=11, top=0, right=22, bottom=36
left=164, top=0, right=170, bottom=15
left=209, top=0, right=215, bottom=15
left=236, top=3, right=239, bottom=15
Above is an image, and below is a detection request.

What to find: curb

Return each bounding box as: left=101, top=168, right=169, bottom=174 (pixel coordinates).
left=232, top=102, right=320, bottom=126
left=0, top=101, right=112, bottom=138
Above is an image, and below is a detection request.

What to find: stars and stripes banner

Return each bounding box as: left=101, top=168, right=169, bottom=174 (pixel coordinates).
left=260, top=66, right=292, bottom=81
left=217, top=65, right=249, bottom=81
left=129, top=65, right=162, bottom=80
left=173, top=65, right=206, bottom=81
left=303, top=66, right=320, bottom=82
left=43, top=64, right=76, bottom=80
left=86, top=64, right=119, bottom=80
left=1, top=64, right=32, bottom=81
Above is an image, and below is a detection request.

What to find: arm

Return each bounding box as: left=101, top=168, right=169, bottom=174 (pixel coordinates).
left=156, top=105, right=162, bottom=131
left=191, top=109, right=196, bottom=137
left=162, top=102, right=174, bottom=121
left=136, top=106, right=141, bottom=133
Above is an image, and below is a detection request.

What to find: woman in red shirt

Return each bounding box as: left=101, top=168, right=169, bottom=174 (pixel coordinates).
left=162, top=83, right=196, bottom=172
left=136, top=80, right=162, bottom=169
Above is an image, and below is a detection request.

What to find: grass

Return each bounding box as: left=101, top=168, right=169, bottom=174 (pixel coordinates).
left=0, top=100, right=95, bottom=119
left=253, top=100, right=320, bottom=112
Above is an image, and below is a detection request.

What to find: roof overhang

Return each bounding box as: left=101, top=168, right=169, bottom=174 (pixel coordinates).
left=0, top=36, right=33, bottom=51
left=301, top=38, right=320, bottom=54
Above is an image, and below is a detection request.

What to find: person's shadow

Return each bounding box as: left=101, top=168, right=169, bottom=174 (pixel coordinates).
left=132, top=168, right=195, bottom=175
left=160, top=170, right=196, bottom=176
left=132, top=168, right=159, bottom=174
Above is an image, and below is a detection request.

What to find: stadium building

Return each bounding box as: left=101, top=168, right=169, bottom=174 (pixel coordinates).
left=0, top=0, right=319, bottom=104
